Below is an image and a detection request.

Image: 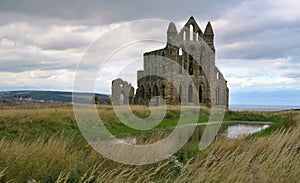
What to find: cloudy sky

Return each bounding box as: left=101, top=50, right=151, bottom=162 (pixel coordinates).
left=1, top=0, right=300, bottom=106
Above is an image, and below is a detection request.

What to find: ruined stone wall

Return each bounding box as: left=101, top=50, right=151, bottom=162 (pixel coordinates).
left=112, top=17, right=229, bottom=108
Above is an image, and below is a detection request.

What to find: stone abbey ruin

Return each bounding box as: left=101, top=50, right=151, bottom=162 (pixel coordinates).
left=112, top=17, right=229, bottom=108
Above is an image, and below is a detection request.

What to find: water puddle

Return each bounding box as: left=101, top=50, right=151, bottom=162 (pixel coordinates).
left=226, top=124, right=270, bottom=138
left=111, top=121, right=272, bottom=145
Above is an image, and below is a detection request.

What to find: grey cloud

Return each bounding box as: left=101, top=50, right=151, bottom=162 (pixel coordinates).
left=0, top=59, right=78, bottom=73
left=1, top=0, right=300, bottom=95
left=0, top=0, right=244, bottom=25
left=215, top=18, right=300, bottom=60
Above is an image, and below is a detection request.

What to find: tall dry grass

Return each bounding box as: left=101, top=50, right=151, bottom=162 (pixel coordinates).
left=189, top=126, right=299, bottom=182
left=0, top=105, right=299, bottom=182
left=0, top=124, right=298, bottom=182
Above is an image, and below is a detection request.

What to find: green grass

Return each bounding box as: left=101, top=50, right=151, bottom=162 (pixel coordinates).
left=0, top=105, right=298, bottom=140
left=0, top=105, right=299, bottom=182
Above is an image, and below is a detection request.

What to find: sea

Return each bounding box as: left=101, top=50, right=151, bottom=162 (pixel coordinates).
left=229, top=104, right=300, bottom=111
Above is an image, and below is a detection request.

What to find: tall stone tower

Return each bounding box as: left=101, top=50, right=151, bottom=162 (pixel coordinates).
left=112, top=16, right=229, bottom=108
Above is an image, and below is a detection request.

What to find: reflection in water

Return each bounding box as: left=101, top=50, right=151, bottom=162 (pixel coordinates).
left=227, top=124, right=269, bottom=139
left=112, top=122, right=271, bottom=145
left=113, top=137, right=137, bottom=145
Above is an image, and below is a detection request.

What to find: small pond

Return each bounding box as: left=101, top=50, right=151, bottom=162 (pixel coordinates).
left=226, top=124, right=270, bottom=139
left=114, top=121, right=273, bottom=145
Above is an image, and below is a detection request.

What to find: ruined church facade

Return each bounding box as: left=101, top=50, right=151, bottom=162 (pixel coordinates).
left=112, top=17, right=229, bottom=108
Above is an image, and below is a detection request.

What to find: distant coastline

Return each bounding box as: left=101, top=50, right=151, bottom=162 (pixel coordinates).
left=230, top=104, right=300, bottom=111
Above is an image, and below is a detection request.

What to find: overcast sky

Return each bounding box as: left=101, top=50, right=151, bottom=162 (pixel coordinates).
left=1, top=0, right=300, bottom=106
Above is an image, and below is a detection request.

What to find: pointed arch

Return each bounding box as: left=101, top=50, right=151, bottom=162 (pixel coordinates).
left=199, top=85, right=202, bottom=103
left=189, top=55, right=193, bottom=75
left=119, top=92, right=125, bottom=105
left=179, top=85, right=182, bottom=103
left=179, top=47, right=183, bottom=56
left=190, top=24, right=194, bottom=41
left=153, top=84, right=159, bottom=96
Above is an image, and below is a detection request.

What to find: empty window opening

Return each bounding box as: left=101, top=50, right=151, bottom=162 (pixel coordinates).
left=119, top=92, right=125, bottom=104
left=189, top=55, right=193, bottom=75
left=179, top=85, right=182, bottom=103
left=190, top=24, right=194, bottom=41
left=199, top=85, right=202, bottom=103
left=179, top=58, right=183, bottom=74
left=179, top=47, right=183, bottom=56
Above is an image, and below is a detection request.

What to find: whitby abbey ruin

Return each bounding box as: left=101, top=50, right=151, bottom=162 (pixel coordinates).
left=112, top=17, right=229, bottom=108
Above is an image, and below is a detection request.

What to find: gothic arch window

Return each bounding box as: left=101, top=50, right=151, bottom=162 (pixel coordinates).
left=217, top=71, right=220, bottom=80
left=183, top=31, right=186, bottom=40
left=179, top=46, right=184, bottom=74
left=189, top=55, right=193, bottom=75
left=188, top=84, right=193, bottom=103
left=179, top=47, right=183, bottom=74
left=199, top=85, right=202, bottom=103
left=179, top=58, right=183, bottom=74
left=179, top=47, right=183, bottom=56
left=190, top=24, right=194, bottom=41
left=119, top=92, right=125, bottom=105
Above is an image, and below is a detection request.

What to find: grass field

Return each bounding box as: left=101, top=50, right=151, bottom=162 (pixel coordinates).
left=0, top=105, right=299, bottom=182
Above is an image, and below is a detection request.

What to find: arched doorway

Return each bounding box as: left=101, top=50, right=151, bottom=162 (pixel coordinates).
left=119, top=92, right=125, bottom=105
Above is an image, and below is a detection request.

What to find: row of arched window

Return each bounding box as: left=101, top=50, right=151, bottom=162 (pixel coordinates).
left=134, top=84, right=220, bottom=105
left=183, top=24, right=201, bottom=41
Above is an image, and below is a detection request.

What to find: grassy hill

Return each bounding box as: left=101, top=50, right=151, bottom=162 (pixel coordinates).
left=0, top=105, right=299, bottom=182
left=0, top=90, right=109, bottom=103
